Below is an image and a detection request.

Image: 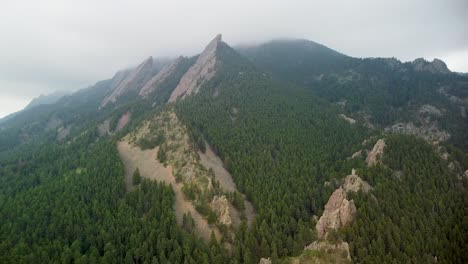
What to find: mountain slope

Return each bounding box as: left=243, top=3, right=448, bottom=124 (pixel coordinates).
left=0, top=35, right=466, bottom=264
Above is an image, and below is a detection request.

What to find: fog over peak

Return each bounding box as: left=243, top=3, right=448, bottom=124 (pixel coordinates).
left=0, top=0, right=467, bottom=118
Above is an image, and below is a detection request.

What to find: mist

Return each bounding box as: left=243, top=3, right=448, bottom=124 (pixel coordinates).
left=0, top=0, right=467, bottom=118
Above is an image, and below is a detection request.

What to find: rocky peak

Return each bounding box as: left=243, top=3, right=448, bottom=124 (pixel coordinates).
left=169, top=34, right=223, bottom=102
left=412, top=58, right=450, bottom=74
left=101, top=56, right=155, bottom=108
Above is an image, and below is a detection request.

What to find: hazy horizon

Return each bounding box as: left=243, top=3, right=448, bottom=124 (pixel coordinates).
left=1, top=0, right=467, bottom=118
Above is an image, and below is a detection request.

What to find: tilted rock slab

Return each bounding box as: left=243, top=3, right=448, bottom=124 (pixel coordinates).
left=169, top=34, right=221, bottom=102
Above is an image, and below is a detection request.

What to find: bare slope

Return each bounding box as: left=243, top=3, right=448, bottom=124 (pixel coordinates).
left=117, top=140, right=220, bottom=241
left=198, top=143, right=255, bottom=225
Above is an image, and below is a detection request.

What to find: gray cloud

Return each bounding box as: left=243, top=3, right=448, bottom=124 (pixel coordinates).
left=0, top=0, right=467, bottom=117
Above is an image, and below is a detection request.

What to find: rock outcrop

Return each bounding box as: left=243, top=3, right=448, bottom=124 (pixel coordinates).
left=338, top=114, right=356, bottom=124
left=366, top=139, right=386, bottom=166
left=169, top=34, right=222, bottom=102
left=304, top=240, right=351, bottom=262
left=316, top=188, right=356, bottom=239
left=412, top=58, right=451, bottom=74
left=258, top=257, right=272, bottom=264
left=351, top=150, right=363, bottom=159
left=385, top=122, right=449, bottom=142
left=343, top=169, right=372, bottom=193
left=139, top=57, right=184, bottom=98
left=210, top=195, right=232, bottom=226
left=101, top=57, right=156, bottom=108
left=316, top=170, right=371, bottom=239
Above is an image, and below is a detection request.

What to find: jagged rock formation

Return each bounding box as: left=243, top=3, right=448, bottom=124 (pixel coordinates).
left=210, top=195, right=232, bottom=226
left=366, top=139, right=386, bottom=166
left=139, top=57, right=185, bottom=97
left=316, top=170, right=371, bottom=239
left=316, top=188, right=356, bottom=239
left=169, top=34, right=222, bottom=102
left=412, top=58, right=451, bottom=74
left=343, top=169, right=372, bottom=193
left=101, top=57, right=157, bottom=107
left=338, top=114, right=356, bottom=124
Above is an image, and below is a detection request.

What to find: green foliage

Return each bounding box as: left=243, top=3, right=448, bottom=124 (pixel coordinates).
left=0, top=132, right=217, bottom=263
left=132, top=168, right=141, bottom=185
left=345, top=135, right=467, bottom=263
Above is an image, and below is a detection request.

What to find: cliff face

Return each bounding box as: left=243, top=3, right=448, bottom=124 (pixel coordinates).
left=101, top=57, right=156, bottom=108
left=316, top=170, right=371, bottom=239
left=169, top=34, right=222, bottom=102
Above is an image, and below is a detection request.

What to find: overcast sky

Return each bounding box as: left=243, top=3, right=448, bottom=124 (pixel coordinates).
left=0, top=0, right=467, bottom=118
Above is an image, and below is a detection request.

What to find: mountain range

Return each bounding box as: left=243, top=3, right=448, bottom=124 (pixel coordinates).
left=0, top=34, right=466, bottom=263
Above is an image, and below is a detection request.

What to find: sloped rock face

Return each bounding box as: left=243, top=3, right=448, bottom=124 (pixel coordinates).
left=412, top=58, right=450, bottom=74
left=316, top=188, right=356, bottom=239
left=169, top=34, right=221, bottom=102
left=101, top=57, right=155, bottom=107
left=366, top=139, right=386, bottom=166
left=343, top=169, right=372, bottom=193
left=139, top=57, right=184, bottom=97
left=210, top=195, right=232, bottom=226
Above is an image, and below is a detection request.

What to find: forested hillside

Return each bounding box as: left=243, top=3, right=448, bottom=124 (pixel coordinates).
left=0, top=35, right=466, bottom=263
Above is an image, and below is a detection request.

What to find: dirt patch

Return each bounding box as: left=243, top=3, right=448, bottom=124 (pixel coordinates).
left=199, top=143, right=255, bottom=225
left=117, top=140, right=220, bottom=241
left=116, top=112, right=131, bottom=132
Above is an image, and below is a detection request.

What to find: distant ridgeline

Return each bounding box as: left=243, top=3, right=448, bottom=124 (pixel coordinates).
left=0, top=34, right=466, bottom=263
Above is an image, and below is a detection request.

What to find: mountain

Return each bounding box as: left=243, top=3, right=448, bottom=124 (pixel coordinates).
left=0, top=35, right=466, bottom=264
left=25, top=90, right=71, bottom=110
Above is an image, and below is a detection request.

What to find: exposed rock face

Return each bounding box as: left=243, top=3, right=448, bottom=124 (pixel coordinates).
left=258, top=257, right=272, bottom=264
left=385, top=122, right=450, bottom=142
left=305, top=241, right=351, bottom=262
left=316, top=188, right=356, bottom=239
left=139, top=57, right=184, bottom=97
left=351, top=150, right=362, bottom=159
left=464, top=170, right=468, bottom=180
left=210, top=195, right=232, bottom=226
left=366, top=139, right=386, bottom=166
left=169, top=34, right=221, bottom=102
left=316, top=170, right=371, bottom=239
left=101, top=57, right=156, bottom=108
left=338, top=114, right=356, bottom=124
left=343, top=169, right=372, bottom=193
left=412, top=58, right=451, bottom=74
